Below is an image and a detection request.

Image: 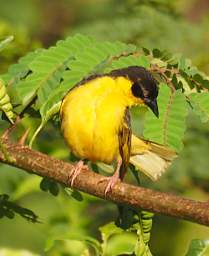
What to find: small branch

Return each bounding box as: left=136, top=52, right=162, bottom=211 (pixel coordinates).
left=150, top=64, right=176, bottom=92
left=0, top=138, right=209, bottom=226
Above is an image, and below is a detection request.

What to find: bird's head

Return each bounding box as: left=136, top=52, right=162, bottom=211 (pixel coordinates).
left=110, top=66, right=159, bottom=117
left=130, top=67, right=159, bottom=117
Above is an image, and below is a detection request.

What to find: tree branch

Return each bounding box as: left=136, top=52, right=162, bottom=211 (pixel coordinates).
left=0, top=138, right=209, bottom=226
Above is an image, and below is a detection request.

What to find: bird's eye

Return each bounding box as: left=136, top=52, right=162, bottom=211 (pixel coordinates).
left=131, top=82, right=144, bottom=98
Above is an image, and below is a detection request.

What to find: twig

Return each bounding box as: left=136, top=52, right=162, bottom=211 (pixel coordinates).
left=1, top=116, right=21, bottom=140
left=150, top=64, right=176, bottom=92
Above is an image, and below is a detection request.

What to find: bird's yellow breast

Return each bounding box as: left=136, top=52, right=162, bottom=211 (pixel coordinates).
left=61, top=76, right=142, bottom=163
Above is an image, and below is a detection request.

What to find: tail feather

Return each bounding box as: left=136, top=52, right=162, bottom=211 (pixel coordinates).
left=130, top=135, right=177, bottom=181
left=148, top=142, right=176, bottom=161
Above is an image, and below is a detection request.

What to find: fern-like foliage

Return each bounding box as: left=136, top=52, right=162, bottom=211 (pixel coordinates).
left=0, top=194, right=39, bottom=223
left=13, top=35, right=136, bottom=143
left=105, top=55, right=149, bottom=72
left=144, top=85, right=188, bottom=152
left=3, top=49, right=43, bottom=84
left=0, top=33, right=208, bottom=151
left=41, top=40, right=135, bottom=124
left=1, top=31, right=209, bottom=255
left=0, top=78, right=14, bottom=123
left=10, top=35, right=95, bottom=112
left=189, top=92, right=209, bottom=123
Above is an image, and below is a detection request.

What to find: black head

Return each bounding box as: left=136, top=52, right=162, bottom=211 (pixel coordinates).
left=110, top=66, right=159, bottom=117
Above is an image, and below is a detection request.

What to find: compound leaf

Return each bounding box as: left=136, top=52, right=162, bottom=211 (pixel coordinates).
left=0, top=78, right=14, bottom=123
left=144, top=84, right=188, bottom=152
left=189, top=92, right=209, bottom=123
left=40, top=40, right=136, bottom=124
left=105, top=55, right=149, bottom=71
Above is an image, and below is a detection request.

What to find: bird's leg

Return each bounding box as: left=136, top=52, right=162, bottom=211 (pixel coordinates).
left=69, top=160, right=89, bottom=187
left=104, top=159, right=122, bottom=196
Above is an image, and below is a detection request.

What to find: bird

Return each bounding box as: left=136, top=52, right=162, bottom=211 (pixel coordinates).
left=60, top=66, right=176, bottom=194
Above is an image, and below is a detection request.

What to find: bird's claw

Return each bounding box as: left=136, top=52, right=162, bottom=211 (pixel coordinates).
left=99, top=174, right=121, bottom=197
left=69, top=160, right=89, bottom=187
left=104, top=176, right=121, bottom=196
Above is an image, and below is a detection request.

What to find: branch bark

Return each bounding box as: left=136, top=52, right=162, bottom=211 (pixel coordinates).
left=0, top=138, right=209, bottom=226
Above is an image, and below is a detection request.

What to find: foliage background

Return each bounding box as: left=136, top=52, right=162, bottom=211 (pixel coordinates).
left=0, top=0, right=209, bottom=255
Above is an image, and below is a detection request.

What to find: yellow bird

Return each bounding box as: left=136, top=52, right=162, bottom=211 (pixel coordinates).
left=60, top=66, right=176, bottom=193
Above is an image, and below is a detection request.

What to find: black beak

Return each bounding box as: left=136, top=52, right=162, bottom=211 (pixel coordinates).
left=145, top=98, right=159, bottom=118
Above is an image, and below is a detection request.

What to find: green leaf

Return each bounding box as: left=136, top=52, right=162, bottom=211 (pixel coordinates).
left=39, top=40, right=135, bottom=126
left=40, top=177, right=51, bottom=192
left=185, top=239, right=209, bottom=256
left=180, top=71, right=196, bottom=90
left=140, top=211, right=154, bottom=245
left=0, top=78, right=15, bottom=123
left=189, top=92, right=209, bottom=123
left=160, top=50, right=172, bottom=61
left=178, top=55, right=187, bottom=71
left=142, top=47, right=150, bottom=55
left=192, top=73, right=209, bottom=90
left=45, top=234, right=101, bottom=255
left=202, top=80, right=209, bottom=90
left=106, top=233, right=137, bottom=256
left=63, top=40, right=136, bottom=78
left=193, top=73, right=203, bottom=84
left=49, top=181, right=60, bottom=196
left=3, top=48, right=43, bottom=86
left=31, top=35, right=95, bottom=109
left=152, top=48, right=161, bottom=58
left=99, top=222, right=124, bottom=243
left=99, top=222, right=136, bottom=256
left=143, top=84, right=188, bottom=152
left=0, top=194, right=39, bottom=223
left=105, top=55, right=149, bottom=72
left=27, top=35, right=99, bottom=145
left=65, top=188, right=83, bottom=201
left=40, top=177, right=59, bottom=196
left=12, top=34, right=95, bottom=112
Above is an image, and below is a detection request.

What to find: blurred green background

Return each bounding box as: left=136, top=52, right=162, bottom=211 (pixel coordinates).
left=0, top=0, right=209, bottom=255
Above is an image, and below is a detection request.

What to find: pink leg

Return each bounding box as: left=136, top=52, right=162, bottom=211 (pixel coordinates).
left=69, top=160, right=89, bottom=186
left=104, top=159, right=122, bottom=196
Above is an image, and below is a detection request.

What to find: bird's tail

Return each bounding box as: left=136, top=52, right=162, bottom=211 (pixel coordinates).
left=130, top=135, right=177, bottom=181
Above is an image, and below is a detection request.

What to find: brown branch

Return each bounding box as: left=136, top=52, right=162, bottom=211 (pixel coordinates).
left=0, top=138, right=209, bottom=226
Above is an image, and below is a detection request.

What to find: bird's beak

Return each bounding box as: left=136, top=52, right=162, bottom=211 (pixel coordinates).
left=145, top=98, right=159, bottom=118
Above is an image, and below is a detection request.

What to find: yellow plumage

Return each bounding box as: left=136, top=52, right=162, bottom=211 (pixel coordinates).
left=61, top=76, right=143, bottom=164
left=60, top=67, right=176, bottom=188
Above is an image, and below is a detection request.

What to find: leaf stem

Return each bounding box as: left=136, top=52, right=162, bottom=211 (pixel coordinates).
left=29, top=122, right=44, bottom=148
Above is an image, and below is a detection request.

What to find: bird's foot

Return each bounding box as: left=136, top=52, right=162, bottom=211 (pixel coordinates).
left=104, top=173, right=121, bottom=196
left=99, top=159, right=122, bottom=196
left=69, top=160, right=89, bottom=187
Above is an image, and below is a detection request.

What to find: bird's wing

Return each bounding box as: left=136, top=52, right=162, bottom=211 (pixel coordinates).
left=118, top=108, right=132, bottom=179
